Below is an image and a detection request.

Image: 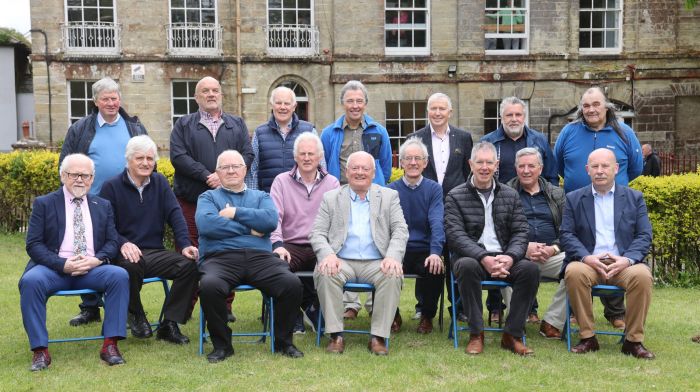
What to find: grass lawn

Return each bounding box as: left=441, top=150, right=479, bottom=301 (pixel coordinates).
left=1, top=232, right=699, bottom=391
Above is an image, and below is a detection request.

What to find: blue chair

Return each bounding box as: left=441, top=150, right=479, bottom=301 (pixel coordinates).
left=315, top=282, right=389, bottom=349
left=565, top=284, right=626, bottom=351
left=198, top=285, right=275, bottom=355
left=403, top=273, right=445, bottom=332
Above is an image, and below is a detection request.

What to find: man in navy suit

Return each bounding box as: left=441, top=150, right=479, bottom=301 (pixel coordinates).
left=561, top=148, right=655, bottom=359
left=19, top=154, right=129, bottom=371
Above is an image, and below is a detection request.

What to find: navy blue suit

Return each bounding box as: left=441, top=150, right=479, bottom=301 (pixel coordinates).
left=19, top=188, right=129, bottom=350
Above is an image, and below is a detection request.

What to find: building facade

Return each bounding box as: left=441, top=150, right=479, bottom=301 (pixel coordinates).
left=29, top=1, right=700, bottom=155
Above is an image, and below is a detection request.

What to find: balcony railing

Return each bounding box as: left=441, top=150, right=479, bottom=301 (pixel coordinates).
left=167, top=23, right=223, bottom=57
left=265, top=24, right=320, bottom=57
left=61, top=22, right=121, bottom=56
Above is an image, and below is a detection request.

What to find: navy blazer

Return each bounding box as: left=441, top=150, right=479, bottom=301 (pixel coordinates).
left=24, top=188, right=119, bottom=275
left=559, top=183, right=652, bottom=274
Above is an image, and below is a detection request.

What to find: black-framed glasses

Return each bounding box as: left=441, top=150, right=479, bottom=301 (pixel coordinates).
left=65, top=172, right=93, bottom=181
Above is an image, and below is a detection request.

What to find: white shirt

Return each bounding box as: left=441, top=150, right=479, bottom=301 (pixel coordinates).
left=472, top=178, right=502, bottom=253
left=592, top=183, right=619, bottom=256
left=430, top=125, right=450, bottom=185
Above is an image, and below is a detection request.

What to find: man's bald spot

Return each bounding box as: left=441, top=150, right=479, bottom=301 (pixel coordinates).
left=347, top=151, right=375, bottom=170
left=588, top=148, right=617, bottom=164
left=196, top=76, right=221, bottom=93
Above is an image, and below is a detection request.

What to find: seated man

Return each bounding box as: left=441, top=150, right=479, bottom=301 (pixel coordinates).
left=445, top=142, right=539, bottom=356
left=269, top=132, right=339, bottom=334
left=387, top=137, right=445, bottom=334
left=196, top=150, right=304, bottom=363
left=99, top=135, right=199, bottom=343
left=561, top=148, right=655, bottom=359
left=310, top=151, right=408, bottom=355
left=505, top=147, right=567, bottom=339
left=19, top=153, right=129, bottom=371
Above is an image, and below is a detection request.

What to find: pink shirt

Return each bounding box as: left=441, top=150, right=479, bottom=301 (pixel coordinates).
left=430, top=125, right=451, bottom=185
left=58, top=186, right=95, bottom=258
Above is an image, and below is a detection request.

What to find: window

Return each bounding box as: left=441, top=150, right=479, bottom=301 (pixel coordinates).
left=168, top=0, right=221, bottom=55
left=172, top=81, right=199, bottom=124
left=385, top=101, right=427, bottom=152
left=579, top=0, right=622, bottom=53
left=484, top=0, right=528, bottom=54
left=277, top=81, right=310, bottom=121
left=63, top=0, right=119, bottom=53
left=483, top=99, right=530, bottom=134
left=266, top=0, right=319, bottom=57
left=385, top=0, right=430, bottom=56
left=68, top=81, right=96, bottom=124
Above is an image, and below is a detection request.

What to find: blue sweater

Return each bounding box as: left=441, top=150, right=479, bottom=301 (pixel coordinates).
left=387, top=178, right=445, bottom=255
left=99, top=169, right=191, bottom=250
left=195, top=187, right=278, bottom=258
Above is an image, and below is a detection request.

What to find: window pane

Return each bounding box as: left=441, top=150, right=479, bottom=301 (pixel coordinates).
left=172, top=0, right=185, bottom=7
left=84, top=9, right=98, bottom=22
left=67, top=0, right=82, bottom=6
left=85, top=0, right=98, bottom=6
left=71, top=82, right=86, bottom=98
left=593, top=0, right=605, bottom=7
left=186, top=0, right=199, bottom=8
left=68, top=9, right=83, bottom=22
left=187, top=10, right=201, bottom=23
left=414, top=30, right=426, bottom=47
left=484, top=119, right=498, bottom=133
left=101, top=9, right=114, bottom=23
left=580, top=0, right=591, bottom=8
left=415, top=0, right=426, bottom=7
left=202, top=10, right=215, bottom=23
left=173, top=99, right=188, bottom=114
left=579, top=12, right=590, bottom=28
left=415, top=101, right=427, bottom=114
left=591, top=31, right=604, bottom=47
left=386, top=121, right=400, bottom=137
left=269, top=11, right=282, bottom=24
left=386, top=31, right=398, bottom=47
left=269, top=0, right=282, bottom=9
left=283, top=0, right=296, bottom=7
left=605, top=11, right=617, bottom=28
left=298, top=11, right=311, bottom=24
left=202, top=0, right=215, bottom=7
left=386, top=0, right=399, bottom=8
left=579, top=31, right=590, bottom=47
left=172, top=10, right=185, bottom=23
left=101, top=0, right=114, bottom=6
left=386, top=103, right=399, bottom=119
left=283, top=10, right=297, bottom=24
left=414, top=11, right=426, bottom=24
left=591, top=11, right=604, bottom=28
left=484, top=102, right=498, bottom=118
left=190, top=99, right=199, bottom=113
left=386, top=11, right=397, bottom=24
left=173, top=82, right=188, bottom=96
left=299, top=0, right=311, bottom=8
left=608, top=0, right=618, bottom=8
left=400, top=102, right=413, bottom=117
left=400, top=0, right=411, bottom=7
left=605, top=30, right=617, bottom=47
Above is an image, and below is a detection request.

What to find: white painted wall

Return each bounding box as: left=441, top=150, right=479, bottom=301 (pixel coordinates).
left=0, top=47, right=18, bottom=151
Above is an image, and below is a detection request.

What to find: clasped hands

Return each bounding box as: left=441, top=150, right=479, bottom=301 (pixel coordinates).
left=481, top=254, right=513, bottom=279
left=63, top=254, right=102, bottom=276
left=583, top=253, right=630, bottom=279
left=526, top=242, right=555, bottom=263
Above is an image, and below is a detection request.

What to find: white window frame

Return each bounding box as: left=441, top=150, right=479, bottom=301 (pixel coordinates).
left=171, top=80, right=199, bottom=124
left=62, top=0, right=120, bottom=54
left=169, top=0, right=218, bottom=27
left=64, top=0, right=117, bottom=25
left=484, top=0, right=529, bottom=55
left=578, top=0, right=623, bottom=55
left=265, top=0, right=318, bottom=57
left=384, top=0, right=430, bottom=56
left=67, top=80, right=96, bottom=125
left=385, top=101, right=428, bottom=152
left=167, top=0, right=221, bottom=56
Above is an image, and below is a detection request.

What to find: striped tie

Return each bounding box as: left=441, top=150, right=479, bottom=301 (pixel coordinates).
left=72, top=198, right=87, bottom=256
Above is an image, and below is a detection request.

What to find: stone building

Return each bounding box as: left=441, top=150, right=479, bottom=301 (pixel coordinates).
left=29, top=1, right=700, bottom=156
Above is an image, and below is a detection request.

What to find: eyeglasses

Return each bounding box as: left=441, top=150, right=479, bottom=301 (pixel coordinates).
left=65, top=172, right=93, bottom=181
left=217, top=164, right=245, bottom=172
left=401, top=156, right=426, bottom=162
left=344, top=99, right=366, bottom=105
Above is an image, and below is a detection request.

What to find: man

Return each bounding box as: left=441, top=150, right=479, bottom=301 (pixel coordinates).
left=59, top=76, right=148, bottom=327
left=387, top=137, right=445, bottom=334
left=99, top=136, right=199, bottom=344
left=170, top=76, right=254, bottom=321
left=505, top=148, right=568, bottom=339
left=445, top=142, right=539, bottom=356
left=481, top=96, right=557, bottom=323
left=246, top=86, right=324, bottom=192
left=310, top=151, right=408, bottom=355
left=554, top=86, right=643, bottom=328
left=408, top=92, right=472, bottom=322
left=19, top=154, right=129, bottom=371
left=642, top=144, right=661, bottom=177
left=196, top=150, right=304, bottom=363
left=269, top=132, right=340, bottom=334
left=561, top=148, right=655, bottom=359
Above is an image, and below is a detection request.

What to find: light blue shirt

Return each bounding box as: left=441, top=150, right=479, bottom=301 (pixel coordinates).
left=337, top=188, right=382, bottom=261
left=592, top=184, right=619, bottom=256
left=88, top=113, right=130, bottom=194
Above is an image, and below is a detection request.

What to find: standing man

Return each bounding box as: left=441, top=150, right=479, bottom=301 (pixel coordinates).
left=554, top=86, right=643, bottom=328
left=197, top=150, right=304, bottom=363
left=246, top=86, right=323, bottom=192
left=408, top=92, right=472, bottom=322
left=445, top=142, right=539, bottom=356
left=170, top=76, right=254, bottom=320
left=19, top=154, right=129, bottom=370
left=387, top=137, right=445, bottom=334
left=642, top=144, right=661, bottom=177
left=59, top=76, right=148, bottom=327
left=561, top=148, right=655, bottom=359
left=99, top=136, right=199, bottom=344
left=310, top=152, right=408, bottom=355
left=269, top=132, right=340, bottom=334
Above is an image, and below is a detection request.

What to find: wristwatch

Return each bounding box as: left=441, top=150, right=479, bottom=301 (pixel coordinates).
left=627, top=257, right=635, bottom=266
left=551, top=244, right=561, bottom=255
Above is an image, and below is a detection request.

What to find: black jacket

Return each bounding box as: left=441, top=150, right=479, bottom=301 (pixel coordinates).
left=642, top=152, right=661, bottom=177
left=506, top=176, right=565, bottom=244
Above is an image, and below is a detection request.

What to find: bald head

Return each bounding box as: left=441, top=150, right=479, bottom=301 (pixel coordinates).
left=346, top=151, right=375, bottom=196
left=195, top=77, right=223, bottom=115
left=586, top=148, right=619, bottom=193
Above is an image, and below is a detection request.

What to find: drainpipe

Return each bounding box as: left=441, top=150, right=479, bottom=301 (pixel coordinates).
left=235, top=0, right=242, bottom=115
left=29, top=29, right=53, bottom=146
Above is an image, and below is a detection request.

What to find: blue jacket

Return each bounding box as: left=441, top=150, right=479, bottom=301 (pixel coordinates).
left=321, top=114, right=392, bottom=185
left=481, top=125, right=558, bottom=185
left=554, top=120, right=643, bottom=193
left=559, top=184, right=652, bottom=276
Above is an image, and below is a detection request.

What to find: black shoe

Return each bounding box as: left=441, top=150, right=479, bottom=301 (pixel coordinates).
left=277, top=344, right=304, bottom=358
left=156, top=320, right=190, bottom=344
left=100, top=343, right=126, bottom=366
left=69, top=308, right=101, bottom=327
left=128, top=313, right=153, bottom=339
left=293, top=313, right=306, bottom=335
left=30, top=350, right=51, bottom=372
left=227, top=310, right=237, bottom=323
left=207, top=347, right=234, bottom=363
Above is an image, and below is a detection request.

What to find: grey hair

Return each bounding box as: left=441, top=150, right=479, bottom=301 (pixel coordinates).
left=399, top=137, right=429, bottom=162
left=499, top=96, right=527, bottom=118
left=339, top=80, right=368, bottom=105
left=346, top=151, right=376, bottom=171
left=293, top=132, right=324, bottom=159
left=269, top=86, right=297, bottom=106
left=92, top=77, right=121, bottom=101
left=574, top=86, right=627, bottom=143
left=427, top=93, right=452, bottom=111
left=60, top=153, right=95, bottom=175
left=125, top=135, right=159, bottom=161
left=216, top=150, right=245, bottom=169
left=470, top=141, right=498, bottom=162
left=514, top=147, right=543, bottom=167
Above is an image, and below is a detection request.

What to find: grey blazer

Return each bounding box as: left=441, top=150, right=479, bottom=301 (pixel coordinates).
left=309, top=184, right=408, bottom=263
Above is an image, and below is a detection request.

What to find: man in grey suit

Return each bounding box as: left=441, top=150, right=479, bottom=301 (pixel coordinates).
left=311, top=151, right=408, bottom=356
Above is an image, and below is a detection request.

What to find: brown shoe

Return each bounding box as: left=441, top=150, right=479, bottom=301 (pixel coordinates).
left=692, top=334, right=700, bottom=343
left=609, top=317, right=625, bottom=330
left=343, top=308, right=358, bottom=320
left=501, top=332, right=534, bottom=356
left=489, top=310, right=502, bottom=325
left=416, top=317, right=433, bottom=334
left=326, top=336, right=345, bottom=354
left=527, top=313, right=540, bottom=323
left=621, top=340, right=655, bottom=360
left=368, top=337, right=388, bottom=355
left=571, top=336, right=600, bottom=354
left=391, top=312, right=402, bottom=333
left=539, top=320, right=562, bottom=340
left=465, top=332, right=484, bottom=355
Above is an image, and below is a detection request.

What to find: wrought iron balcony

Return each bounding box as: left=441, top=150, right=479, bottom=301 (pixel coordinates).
left=167, top=23, right=223, bottom=57
left=61, top=22, right=121, bottom=57
left=264, top=24, right=320, bottom=57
